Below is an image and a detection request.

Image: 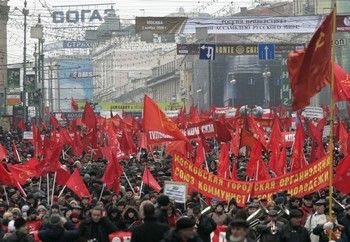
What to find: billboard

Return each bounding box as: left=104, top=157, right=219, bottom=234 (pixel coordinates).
left=58, top=59, right=93, bottom=111
left=135, top=17, right=187, bottom=34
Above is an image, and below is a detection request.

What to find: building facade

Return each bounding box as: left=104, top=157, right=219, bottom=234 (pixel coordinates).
left=0, top=0, right=9, bottom=115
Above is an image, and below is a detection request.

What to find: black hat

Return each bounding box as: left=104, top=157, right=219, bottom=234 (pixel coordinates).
left=229, top=219, right=249, bottom=229
left=117, top=200, right=127, bottom=206
left=14, top=217, right=26, bottom=229
left=289, top=209, right=303, bottom=219
left=51, top=204, right=59, bottom=210
left=303, top=194, right=313, bottom=201
left=157, top=195, right=170, bottom=207
left=314, top=199, right=326, bottom=206
left=247, top=203, right=259, bottom=208
left=268, top=210, right=278, bottom=216
left=176, top=217, right=196, bottom=231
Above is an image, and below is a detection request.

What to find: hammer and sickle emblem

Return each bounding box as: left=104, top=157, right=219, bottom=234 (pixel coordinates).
left=315, top=32, right=325, bottom=51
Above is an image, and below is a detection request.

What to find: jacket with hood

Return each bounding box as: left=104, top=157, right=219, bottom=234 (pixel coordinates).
left=38, top=224, right=79, bottom=242
left=121, top=206, right=140, bottom=231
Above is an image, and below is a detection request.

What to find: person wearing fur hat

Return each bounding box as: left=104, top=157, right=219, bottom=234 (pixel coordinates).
left=3, top=217, right=34, bottom=242
left=121, top=206, right=141, bottom=231
left=38, top=214, right=79, bottom=242
left=225, top=219, right=256, bottom=242
left=161, top=216, right=202, bottom=242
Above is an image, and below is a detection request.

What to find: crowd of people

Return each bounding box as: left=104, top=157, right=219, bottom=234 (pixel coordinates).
left=0, top=114, right=348, bottom=242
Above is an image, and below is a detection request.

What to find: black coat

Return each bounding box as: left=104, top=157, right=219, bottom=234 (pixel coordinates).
left=130, top=217, right=169, bottom=242
left=79, top=217, right=118, bottom=242
left=2, top=232, right=34, bottom=242
left=161, top=230, right=203, bottom=242
left=38, top=224, right=79, bottom=242
left=155, top=208, right=169, bottom=225
left=279, top=224, right=311, bottom=242
left=339, top=214, right=350, bottom=240
left=195, top=215, right=217, bottom=242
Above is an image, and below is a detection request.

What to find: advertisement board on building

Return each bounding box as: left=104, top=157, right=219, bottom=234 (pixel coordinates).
left=52, top=3, right=115, bottom=24
left=58, top=59, right=93, bottom=111
left=63, top=40, right=93, bottom=49
left=177, top=44, right=304, bottom=56
left=7, top=68, right=20, bottom=88
left=77, top=101, right=184, bottom=111
left=135, top=17, right=187, bottom=34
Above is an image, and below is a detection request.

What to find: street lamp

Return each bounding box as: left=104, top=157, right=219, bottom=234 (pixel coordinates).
left=262, top=69, right=271, bottom=108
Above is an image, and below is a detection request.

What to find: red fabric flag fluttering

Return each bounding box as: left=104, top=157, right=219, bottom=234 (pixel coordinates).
left=142, top=166, right=161, bottom=192
left=56, top=165, right=71, bottom=186
left=71, top=97, right=79, bottom=111
left=0, top=144, right=7, bottom=161
left=290, top=125, right=308, bottom=172
left=66, top=168, right=90, bottom=199
left=334, top=155, right=350, bottom=194
left=82, top=103, right=97, bottom=129
left=338, top=121, right=348, bottom=156
left=101, top=148, right=123, bottom=194
left=8, top=158, right=40, bottom=185
left=143, top=95, right=188, bottom=144
left=288, top=11, right=334, bottom=111
left=217, top=143, right=230, bottom=179
left=194, top=139, right=206, bottom=167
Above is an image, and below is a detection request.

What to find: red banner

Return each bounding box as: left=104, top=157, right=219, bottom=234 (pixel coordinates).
left=172, top=154, right=330, bottom=207
left=180, top=120, right=217, bottom=139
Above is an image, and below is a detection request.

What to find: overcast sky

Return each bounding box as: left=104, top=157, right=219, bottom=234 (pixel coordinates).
left=6, top=0, right=258, bottom=63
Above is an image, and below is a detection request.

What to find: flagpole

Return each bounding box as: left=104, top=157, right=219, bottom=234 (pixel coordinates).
left=46, top=174, right=50, bottom=206
left=2, top=186, right=9, bottom=206
left=123, top=171, right=135, bottom=194
left=51, top=172, right=57, bottom=205
left=98, top=184, right=106, bottom=202
left=58, top=185, right=66, bottom=198
left=328, top=3, right=337, bottom=240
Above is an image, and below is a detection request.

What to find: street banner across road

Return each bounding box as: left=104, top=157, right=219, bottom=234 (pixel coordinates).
left=172, top=153, right=330, bottom=207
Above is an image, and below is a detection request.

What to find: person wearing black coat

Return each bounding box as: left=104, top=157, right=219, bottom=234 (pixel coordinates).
left=161, top=217, right=203, bottom=242
left=3, top=218, right=34, bottom=242
left=279, top=209, right=311, bottom=242
left=131, top=202, right=169, bottom=242
left=38, top=214, right=79, bottom=242
left=339, top=205, right=350, bottom=240
left=155, top=195, right=171, bottom=225
left=79, top=207, right=118, bottom=242
left=187, top=206, right=216, bottom=242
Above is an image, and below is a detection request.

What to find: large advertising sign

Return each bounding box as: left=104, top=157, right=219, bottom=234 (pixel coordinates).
left=135, top=17, right=187, bottom=34
left=58, top=59, right=93, bottom=111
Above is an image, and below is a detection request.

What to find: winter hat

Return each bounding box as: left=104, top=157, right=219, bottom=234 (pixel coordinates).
left=7, top=220, right=15, bottom=232
left=289, top=209, right=304, bottom=219
left=36, top=205, right=47, bottom=212
left=21, top=205, right=30, bottom=213
left=229, top=219, right=249, bottom=229
left=175, top=216, right=195, bottom=231
left=51, top=204, right=60, bottom=210
left=70, top=212, right=80, bottom=219
left=14, top=217, right=26, bottom=229
left=157, top=195, right=170, bottom=207
left=50, top=214, right=62, bottom=226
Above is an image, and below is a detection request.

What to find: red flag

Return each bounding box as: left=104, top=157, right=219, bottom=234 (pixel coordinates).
left=189, top=105, right=201, bottom=124
left=139, top=132, right=148, bottom=150
left=142, top=166, right=161, bottom=192
left=248, top=117, right=268, bottom=148
left=66, top=168, right=90, bottom=199
left=269, top=118, right=283, bottom=151
left=12, top=142, right=20, bottom=161
left=56, top=165, right=71, bottom=186
left=82, top=103, right=96, bottom=129
left=333, top=63, right=350, bottom=101
left=246, top=141, right=262, bottom=178
left=334, top=155, right=350, bottom=194
left=164, top=141, right=187, bottom=157
left=194, top=139, right=206, bottom=167
left=231, top=159, right=238, bottom=180
left=230, top=127, right=240, bottom=157
left=8, top=158, right=40, bottom=185
left=71, top=97, right=79, bottom=111
left=32, top=122, right=42, bottom=157
left=101, top=154, right=123, bottom=194
left=217, top=143, right=230, bottom=179
left=240, top=129, right=258, bottom=149
left=290, top=125, right=308, bottom=172
left=0, top=164, right=17, bottom=187
left=50, top=115, right=60, bottom=130
left=256, top=159, right=271, bottom=181
left=0, top=144, right=7, bottom=161
left=288, top=11, right=334, bottom=111
left=39, top=144, right=62, bottom=176
left=72, top=132, right=83, bottom=157
left=143, top=95, right=188, bottom=144
left=59, top=128, right=73, bottom=146
left=338, top=121, right=348, bottom=156
left=275, top=145, right=287, bottom=177
left=120, top=130, right=137, bottom=155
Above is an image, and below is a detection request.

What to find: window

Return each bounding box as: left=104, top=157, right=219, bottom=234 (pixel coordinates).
left=248, top=77, right=255, bottom=85
left=274, top=79, right=282, bottom=86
